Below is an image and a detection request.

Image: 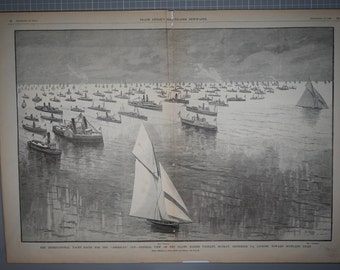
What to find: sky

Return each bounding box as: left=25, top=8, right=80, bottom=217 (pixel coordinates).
left=15, top=28, right=333, bottom=84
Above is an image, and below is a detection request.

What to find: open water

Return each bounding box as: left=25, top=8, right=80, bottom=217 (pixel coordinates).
left=17, top=81, right=332, bottom=242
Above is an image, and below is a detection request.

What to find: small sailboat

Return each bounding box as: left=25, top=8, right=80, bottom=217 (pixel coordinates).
left=296, top=80, right=328, bottom=109
left=130, top=125, right=192, bottom=232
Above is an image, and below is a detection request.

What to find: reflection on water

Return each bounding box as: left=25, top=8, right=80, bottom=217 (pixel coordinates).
left=18, top=82, right=332, bottom=241
left=299, top=107, right=321, bottom=127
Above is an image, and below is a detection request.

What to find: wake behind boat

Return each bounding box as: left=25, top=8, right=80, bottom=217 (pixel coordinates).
left=130, top=124, right=192, bottom=232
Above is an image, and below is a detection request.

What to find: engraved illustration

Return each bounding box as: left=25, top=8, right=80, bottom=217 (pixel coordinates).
left=16, top=28, right=333, bottom=242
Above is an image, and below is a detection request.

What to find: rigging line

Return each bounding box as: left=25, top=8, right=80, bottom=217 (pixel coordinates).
left=133, top=156, right=158, bottom=180
left=163, top=191, right=190, bottom=218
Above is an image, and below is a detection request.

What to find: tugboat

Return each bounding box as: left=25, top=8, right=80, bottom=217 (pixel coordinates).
left=53, top=113, right=103, bottom=143
left=27, top=132, right=62, bottom=156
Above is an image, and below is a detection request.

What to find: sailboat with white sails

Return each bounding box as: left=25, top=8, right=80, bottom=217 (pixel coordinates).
left=296, top=79, right=328, bottom=109
left=130, top=124, right=192, bottom=232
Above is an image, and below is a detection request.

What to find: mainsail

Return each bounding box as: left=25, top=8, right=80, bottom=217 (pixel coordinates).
left=130, top=124, right=192, bottom=224
left=296, top=80, right=328, bottom=109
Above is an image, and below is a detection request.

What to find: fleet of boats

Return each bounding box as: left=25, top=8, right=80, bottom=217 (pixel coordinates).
left=18, top=79, right=330, bottom=232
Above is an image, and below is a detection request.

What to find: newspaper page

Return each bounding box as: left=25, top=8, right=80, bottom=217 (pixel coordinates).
left=0, top=10, right=339, bottom=263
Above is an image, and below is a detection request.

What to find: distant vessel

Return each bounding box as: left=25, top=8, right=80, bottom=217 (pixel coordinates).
left=130, top=124, right=192, bottom=232
left=250, top=92, right=264, bottom=100
left=115, top=91, right=130, bottom=99
left=32, top=94, right=42, bottom=103
left=164, top=96, right=189, bottom=104
left=128, top=96, right=162, bottom=111
left=78, top=93, right=93, bottom=101
left=99, top=96, right=116, bottom=103
left=118, top=106, right=147, bottom=121
left=70, top=106, right=85, bottom=112
left=27, top=132, right=61, bottom=156
left=22, top=93, right=29, bottom=99
left=179, top=112, right=217, bottom=132
left=88, top=102, right=111, bottom=113
left=198, top=95, right=212, bottom=101
left=93, top=90, right=105, bottom=97
left=239, top=89, right=252, bottom=93
left=53, top=113, right=103, bottom=143
left=227, top=95, right=246, bottom=102
left=208, top=99, right=228, bottom=107
left=186, top=103, right=217, bottom=116
left=50, top=96, right=60, bottom=102
left=57, top=92, right=66, bottom=97
left=41, top=113, right=63, bottom=122
left=97, top=112, right=121, bottom=123
left=22, top=122, right=47, bottom=135
left=296, top=80, right=328, bottom=109
left=24, top=114, right=39, bottom=122
left=65, top=96, right=76, bottom=102
left=277, top=84, right=289, bottom=90
left=35, top=103, right=63, bottom=115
